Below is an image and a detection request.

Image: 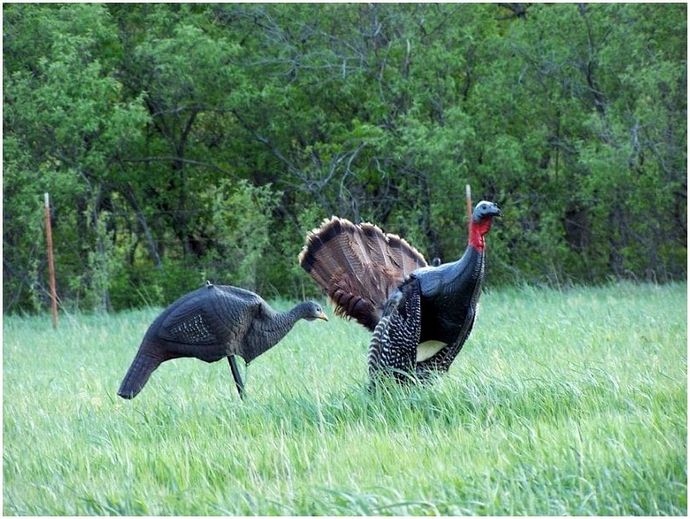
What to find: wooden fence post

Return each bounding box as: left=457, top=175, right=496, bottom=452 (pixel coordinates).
left=44, top=193, right=58, bottom=329
left=465, top=184, right=473, bottom=235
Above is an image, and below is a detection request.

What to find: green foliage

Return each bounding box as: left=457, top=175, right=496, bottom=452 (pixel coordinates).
left=3, top=283, right=686, bottom=514
left=81, top=209, right=117, bottom=312
left=3, top=4, right=149, bottom=311
left=109, top=258, right=205, bottom=311
left=197, top=179, right=281, bottom=290
left=3, top=3, right=686, bottom=312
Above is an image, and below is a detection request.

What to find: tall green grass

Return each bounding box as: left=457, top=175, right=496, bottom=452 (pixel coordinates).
left=3, top=283, right=686, bottom=515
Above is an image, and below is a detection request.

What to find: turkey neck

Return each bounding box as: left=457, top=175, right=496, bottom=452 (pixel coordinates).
left=244, top=305, right=304, bottom=363
left=468, top=218, right=493, bottom=252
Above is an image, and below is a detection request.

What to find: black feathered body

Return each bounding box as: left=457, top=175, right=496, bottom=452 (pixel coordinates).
left=118, top=284, right=305, bottom=399
left=146, top=284, right=289, bottom=363
left=367, top=245, right=485, bottom=378
left=416, top=246, right=484, bottom=373
left=416, top=246, right=484, bottom=345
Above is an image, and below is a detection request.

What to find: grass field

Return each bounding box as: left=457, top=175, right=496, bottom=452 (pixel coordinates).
left=3, top=282, right=687, bottom=515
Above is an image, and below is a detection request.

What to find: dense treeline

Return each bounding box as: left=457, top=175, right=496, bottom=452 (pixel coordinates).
left=3, top=3, right=686, bottom=312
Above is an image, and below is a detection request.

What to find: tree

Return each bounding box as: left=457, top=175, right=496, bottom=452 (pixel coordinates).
left=3, top=3, right=686, bottom=312
left=4, top=4, right=148, bottom=310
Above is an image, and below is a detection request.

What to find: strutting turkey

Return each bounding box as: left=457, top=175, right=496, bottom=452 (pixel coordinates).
left=117, top=282, right=328, bottom=400
left=299, top=201, right=501, bottom=382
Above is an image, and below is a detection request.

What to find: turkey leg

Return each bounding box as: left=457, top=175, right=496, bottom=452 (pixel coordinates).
left=227, top=355, right=245, bottom=399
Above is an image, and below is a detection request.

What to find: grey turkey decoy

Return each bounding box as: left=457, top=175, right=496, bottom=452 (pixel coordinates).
left=299, top=201, right=501, bottom=383
left=117, top=282, right=328, bottom=399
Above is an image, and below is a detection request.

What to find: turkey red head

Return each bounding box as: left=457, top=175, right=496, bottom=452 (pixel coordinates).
left=469, top=200, right=501, bottom=252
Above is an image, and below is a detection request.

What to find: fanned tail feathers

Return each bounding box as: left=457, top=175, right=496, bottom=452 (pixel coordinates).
left=299, top=216, right=427, bottom=331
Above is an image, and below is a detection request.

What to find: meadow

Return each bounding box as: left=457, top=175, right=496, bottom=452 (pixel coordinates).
left=3, top=282, right=687, bottom=515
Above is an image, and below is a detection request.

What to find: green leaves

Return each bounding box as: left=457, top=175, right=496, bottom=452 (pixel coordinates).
left=198, top=179, right=281, bottom=291
left=3, top=3, right=686, bottom=311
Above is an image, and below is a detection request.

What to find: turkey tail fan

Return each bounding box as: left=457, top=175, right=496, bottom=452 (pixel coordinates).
left=117, top=344, right=165, bottom=399
left=385, top=232, right=428, bottom=280
left=299, top=216, right=428, bottom=331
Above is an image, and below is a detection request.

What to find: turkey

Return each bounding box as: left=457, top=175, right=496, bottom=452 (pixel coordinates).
left=299, top=200, right=501, bottom=382
left=117, top=282, right=328, bottom=400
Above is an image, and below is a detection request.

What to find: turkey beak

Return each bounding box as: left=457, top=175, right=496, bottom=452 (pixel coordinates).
left=317, top=310, right=329, bottom=321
